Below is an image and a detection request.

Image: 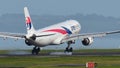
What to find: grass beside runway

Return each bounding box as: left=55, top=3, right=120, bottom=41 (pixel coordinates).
left=0, top=49, right=120, bottom=68
left=0, top=55, right=120, bottom=68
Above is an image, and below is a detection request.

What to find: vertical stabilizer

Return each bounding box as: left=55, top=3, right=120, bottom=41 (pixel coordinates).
left=24, top=7, right=35, bottom=34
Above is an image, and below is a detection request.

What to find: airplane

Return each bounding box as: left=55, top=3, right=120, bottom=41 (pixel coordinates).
left=0, top=7, right=120, bottom=55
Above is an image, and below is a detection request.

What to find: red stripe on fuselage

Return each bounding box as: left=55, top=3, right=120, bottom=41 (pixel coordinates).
left=43, top=29, right=67, bottom=34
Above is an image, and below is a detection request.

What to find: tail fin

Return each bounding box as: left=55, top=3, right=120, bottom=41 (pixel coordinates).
left=24, top=7, right=35, bottom=34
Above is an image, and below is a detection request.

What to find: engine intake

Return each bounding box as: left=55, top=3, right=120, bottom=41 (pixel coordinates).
left=25, top=34, right=36, bottom=46
left=25, top=39, right=32, bottom=46
left=82, top=37, right=93, bottom=46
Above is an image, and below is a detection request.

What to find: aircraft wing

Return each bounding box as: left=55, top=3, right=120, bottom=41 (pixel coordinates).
left=61, top=30, right=120, bottom=43
left=0, top=32, right=25, bottom=39
left=0, top=32, right=56, bottom=39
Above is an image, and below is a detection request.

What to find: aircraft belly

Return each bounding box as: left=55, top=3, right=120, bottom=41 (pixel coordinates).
left=34, top=35, right=57, bottom=46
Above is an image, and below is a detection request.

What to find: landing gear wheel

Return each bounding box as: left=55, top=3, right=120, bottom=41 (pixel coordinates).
left=64, top=47, right=69, bottom=52
left=64, top=47, right=73, bottom=52
left=69, top=47, right=73, bottom=52
left=32, top=47, right=40, bottom=55
left=64, top=41, right=73, bottom=53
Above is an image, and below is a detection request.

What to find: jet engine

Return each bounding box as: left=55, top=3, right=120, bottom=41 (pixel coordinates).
left=25, top=39, right=32, bottom=46
left=81, top=37, right=93, bottom=46
left=25, top=34, right=36, bottom=46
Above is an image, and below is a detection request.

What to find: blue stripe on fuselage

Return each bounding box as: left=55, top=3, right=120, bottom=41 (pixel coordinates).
left=61, top=26, right=72, bottom=34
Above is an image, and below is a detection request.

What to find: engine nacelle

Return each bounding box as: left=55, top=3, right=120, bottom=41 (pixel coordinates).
left=25, top=34, right=36, bottom=46
left=81, top=37, right=93, bottom=46
left=25, top=39, right=32, bottom=46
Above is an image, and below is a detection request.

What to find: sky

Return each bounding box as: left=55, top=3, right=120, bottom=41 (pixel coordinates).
left=0, top=0, right=120, bottom=50
left=0, top=0, right=120, bottom=18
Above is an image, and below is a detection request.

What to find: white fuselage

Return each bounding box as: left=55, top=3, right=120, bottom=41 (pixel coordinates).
left=31, top=20, right=81, bottom=47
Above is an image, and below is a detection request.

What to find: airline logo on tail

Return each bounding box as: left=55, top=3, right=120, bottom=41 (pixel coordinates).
left=26, top=17, right=31, bottom=30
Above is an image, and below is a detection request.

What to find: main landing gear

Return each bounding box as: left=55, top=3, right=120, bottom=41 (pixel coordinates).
left=64, top=41, right=73, bottom=52
left=32, top=46, right=40, bottom=55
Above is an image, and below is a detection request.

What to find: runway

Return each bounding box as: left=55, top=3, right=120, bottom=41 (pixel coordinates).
left=0, top=51, right=120, bottom=57
left=73, top=52, right=120, bottom=56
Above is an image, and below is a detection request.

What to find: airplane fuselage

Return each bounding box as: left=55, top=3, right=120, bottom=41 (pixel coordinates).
left=31, top=20, right=81, bottom=47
